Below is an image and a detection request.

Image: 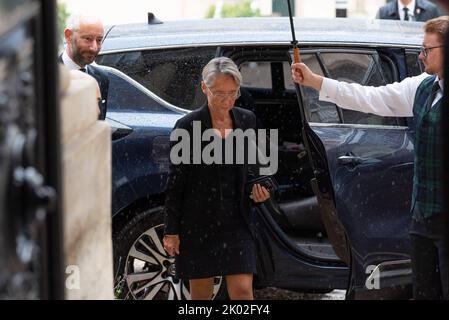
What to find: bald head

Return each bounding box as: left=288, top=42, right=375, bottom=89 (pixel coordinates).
left=67, top=14, right=103, bottom=31
left=64, top=14, right=104, bottom=67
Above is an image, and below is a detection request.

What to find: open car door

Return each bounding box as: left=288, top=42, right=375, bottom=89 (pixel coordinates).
left=293, top=48, right=415, bottom=299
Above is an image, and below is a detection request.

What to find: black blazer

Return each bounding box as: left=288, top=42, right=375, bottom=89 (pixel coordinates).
left=164, top=105, right=258, bottom=236
left=376, top=0, right=441, bottom=22
left=58, top=54, right=110, bottom=120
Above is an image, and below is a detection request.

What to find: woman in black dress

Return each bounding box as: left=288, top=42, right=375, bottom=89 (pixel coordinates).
left=163, top=57, right=270, bottom=300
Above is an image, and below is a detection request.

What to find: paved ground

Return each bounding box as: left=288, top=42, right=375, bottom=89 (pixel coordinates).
left=254, top=288, right=346, bottom=300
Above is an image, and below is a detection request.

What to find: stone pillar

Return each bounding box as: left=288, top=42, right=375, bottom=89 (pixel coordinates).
left=59, top=66, right=113, bottom=300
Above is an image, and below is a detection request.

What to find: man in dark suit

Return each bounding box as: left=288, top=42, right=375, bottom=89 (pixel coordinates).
left=60, top=14, right=109, bottom=120
left=376, top=0, right=441, bottom=22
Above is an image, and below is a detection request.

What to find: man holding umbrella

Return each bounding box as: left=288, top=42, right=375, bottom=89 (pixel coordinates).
left=292, top=16, right=449, bottom=300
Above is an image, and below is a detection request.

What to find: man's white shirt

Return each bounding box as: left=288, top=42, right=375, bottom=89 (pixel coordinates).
left=319, top=73, right=443, bottom=118
left=61, top=50, right=83, bottom=71
left=398, top=0, right=416, bottom=21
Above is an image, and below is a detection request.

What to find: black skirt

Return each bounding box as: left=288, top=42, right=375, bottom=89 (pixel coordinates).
left=175, top=162, right=256, bottom=280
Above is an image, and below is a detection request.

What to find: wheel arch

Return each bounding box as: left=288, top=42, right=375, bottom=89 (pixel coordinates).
left=112, top=193, right=166, bottom=237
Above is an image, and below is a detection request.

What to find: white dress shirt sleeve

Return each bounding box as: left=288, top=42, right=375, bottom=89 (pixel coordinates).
left=319, top=73, right=429, bottom=117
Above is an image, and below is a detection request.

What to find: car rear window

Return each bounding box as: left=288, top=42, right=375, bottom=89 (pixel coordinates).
left=97, top=47, right=218, bottom=111
left=106, top=71, right=169, bottom=113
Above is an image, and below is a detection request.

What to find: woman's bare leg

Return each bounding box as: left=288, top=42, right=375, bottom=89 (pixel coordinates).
left=189, top=278, right=215, bottom=300
left=226, top=274, right=254, bottom=300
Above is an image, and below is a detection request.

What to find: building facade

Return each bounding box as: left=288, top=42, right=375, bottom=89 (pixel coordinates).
left=59, top=0, right=391, bottom=25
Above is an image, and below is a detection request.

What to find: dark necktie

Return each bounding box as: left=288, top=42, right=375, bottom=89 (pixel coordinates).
left=403, top=7, right=410, bottom=21
left=427, top=82, right=440, bottom=111
left=79, top=67, right=87, bottom=73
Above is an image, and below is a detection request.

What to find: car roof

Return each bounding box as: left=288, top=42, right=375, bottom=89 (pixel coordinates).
left=101, top=17, right=424, bottom=53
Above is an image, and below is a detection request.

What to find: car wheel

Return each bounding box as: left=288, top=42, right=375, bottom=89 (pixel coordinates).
left=113, top=205, right=227, bottom=300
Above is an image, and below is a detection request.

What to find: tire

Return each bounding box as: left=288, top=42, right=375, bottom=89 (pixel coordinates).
left=113, top=205, right=227, bottom=300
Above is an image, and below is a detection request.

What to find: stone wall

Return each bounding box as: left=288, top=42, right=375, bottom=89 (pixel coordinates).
left=59, top=66, right=113, bottom=300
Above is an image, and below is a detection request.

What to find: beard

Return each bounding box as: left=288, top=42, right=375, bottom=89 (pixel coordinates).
left=71, top=38, right=98, bottom=66
left=424, top=64, right=435, bottom=75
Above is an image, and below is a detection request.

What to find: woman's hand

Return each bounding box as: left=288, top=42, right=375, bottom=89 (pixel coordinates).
left=163, top=235, right=180, bottom=257
left=251, top=184, right=270, bottom=203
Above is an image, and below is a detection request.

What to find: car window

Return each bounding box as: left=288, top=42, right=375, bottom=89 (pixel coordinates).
left=405, top=50, right=424, bottom=77
left=106, top=71, right=170, bottom=113
left=299, top=54, right=341, bottom=123
left=98, top=47, right=218, bottom=111
left=321, top=53, right=377, bottom=84
left=379, top=55, right=397, bottom=85
left=240, top=61, right=273, bottom=89
left=301, top=52, right=398, bottom=126
left=284, top=60, right=324, bottom=90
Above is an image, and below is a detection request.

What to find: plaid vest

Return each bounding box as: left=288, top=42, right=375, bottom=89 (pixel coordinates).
left=411, top=76, right=443, bottom=219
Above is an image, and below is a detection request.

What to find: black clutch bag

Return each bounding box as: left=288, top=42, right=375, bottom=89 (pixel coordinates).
left=245, top=176, right=278, bottom=196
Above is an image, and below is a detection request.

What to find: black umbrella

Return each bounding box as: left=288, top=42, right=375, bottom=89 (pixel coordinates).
left=287, top=0, right=301, bottom=63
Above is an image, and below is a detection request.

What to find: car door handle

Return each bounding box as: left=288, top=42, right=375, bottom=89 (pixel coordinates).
left=338, top=155, right=364, bottom=166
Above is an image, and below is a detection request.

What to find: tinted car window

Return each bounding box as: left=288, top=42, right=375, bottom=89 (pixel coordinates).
left=107, top=72, right=170, bottom=113
left=380, top=55, right=396, bottom=85
left=301, top=51, right=399, bottom=126
left=240, top=61, right=273, bottom=89
left=324, top=52, right=398, bottom=126
left=98, top=47, right=218, bottom=110
left=405, top=50, right=424, bottom=76
left=321, top=53, right=375, bottom=84
left=300, top=54, right=341, bottom=123
left=284, top=61, right=308, bottom=91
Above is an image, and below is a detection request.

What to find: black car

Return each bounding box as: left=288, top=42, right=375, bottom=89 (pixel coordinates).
left=96, top=17, right=425, bottom=300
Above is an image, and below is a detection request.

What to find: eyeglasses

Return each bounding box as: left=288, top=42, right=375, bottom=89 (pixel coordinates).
left=206, top=86, right=241, bottom=100
left=420, top=45, right=444, bottom=58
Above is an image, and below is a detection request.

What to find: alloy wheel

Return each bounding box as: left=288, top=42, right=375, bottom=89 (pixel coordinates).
left=122, top=223, right=223, bottom=300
